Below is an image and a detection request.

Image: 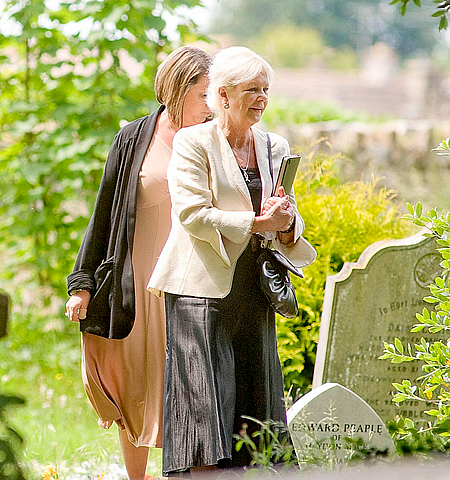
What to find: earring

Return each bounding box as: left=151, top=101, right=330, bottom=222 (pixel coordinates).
left=223, top=101, right=229, bottom=109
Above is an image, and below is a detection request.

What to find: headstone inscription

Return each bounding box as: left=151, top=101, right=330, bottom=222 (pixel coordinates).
left=0, top=291, right=9, bottom=338
left=287, top=383, right=395, bottom=464
left=313, top=233, right=443, bottom=423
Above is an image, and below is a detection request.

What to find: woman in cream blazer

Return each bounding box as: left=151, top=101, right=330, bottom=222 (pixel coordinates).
left=148, top=46, right=316, bottom=477
left=148, top=119, right=315, bottom=299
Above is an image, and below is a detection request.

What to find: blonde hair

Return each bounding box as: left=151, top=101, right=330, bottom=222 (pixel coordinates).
left=208, top=46, right=274, bottom=114
left=155, top=46, right=212, bottom=129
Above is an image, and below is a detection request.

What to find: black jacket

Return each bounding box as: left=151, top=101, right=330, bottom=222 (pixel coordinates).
left=67, top=107, right=163, bottom=339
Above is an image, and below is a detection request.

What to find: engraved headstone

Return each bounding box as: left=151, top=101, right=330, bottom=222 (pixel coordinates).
left=313, top=233, right=442, bottom=422
left=0, top=291, right=9, bottom=338
left=287, top=383, right=395, bottom=463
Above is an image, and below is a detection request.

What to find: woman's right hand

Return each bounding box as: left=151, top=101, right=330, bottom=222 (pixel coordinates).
left=251, top=194, right=293, bottom=234
left=65, top=290, right=91, bottom=323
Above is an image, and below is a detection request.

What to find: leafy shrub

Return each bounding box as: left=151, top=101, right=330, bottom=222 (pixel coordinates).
left=278, top=142, right=410, bottom=397
left=380, top=204, right=450, bottom=453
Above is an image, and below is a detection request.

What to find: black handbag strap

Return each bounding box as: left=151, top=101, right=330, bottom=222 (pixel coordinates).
left=254, top=134, right=274, bottom=250
left=261, top=248, right=304, bottom=278
left=266, top=133, right=274, bottom=196
left=261, top=134, right=303, bottom=279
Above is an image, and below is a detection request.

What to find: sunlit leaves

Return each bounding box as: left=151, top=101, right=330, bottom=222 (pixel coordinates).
left=390, top=0, right=450, bottom=30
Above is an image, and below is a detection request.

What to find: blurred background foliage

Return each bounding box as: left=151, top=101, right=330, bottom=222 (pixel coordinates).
left=210, top=0, right=438, bottom=65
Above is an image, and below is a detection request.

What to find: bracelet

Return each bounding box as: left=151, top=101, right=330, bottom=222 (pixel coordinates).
left=69, top=289, right=88, bottom=296
left=280, top=217, right=295, bottom=234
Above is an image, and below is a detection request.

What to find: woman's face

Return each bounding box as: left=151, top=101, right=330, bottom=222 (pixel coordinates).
left=222, top=71, right=269, bottom=129
left=182, top=74, right=211, bottom=127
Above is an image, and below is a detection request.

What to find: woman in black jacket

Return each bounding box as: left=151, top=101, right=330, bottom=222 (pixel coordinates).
left=65, top=46, right=212, bottom=480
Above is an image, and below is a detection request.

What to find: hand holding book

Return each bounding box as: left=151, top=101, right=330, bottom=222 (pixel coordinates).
left=274, top=155, right=301, bottom=196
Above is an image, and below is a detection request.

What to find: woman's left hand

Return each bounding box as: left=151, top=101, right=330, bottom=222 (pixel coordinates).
left=262, top=186, right=294, bottom=217
left=260, top=186, right=295, bottom=244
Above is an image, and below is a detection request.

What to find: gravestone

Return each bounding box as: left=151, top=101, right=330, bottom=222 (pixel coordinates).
left=0, top=291, right=9, bottom=338
left=287, top=383, right=394, bottom=463
left=313, top=233, right=443, bottom=423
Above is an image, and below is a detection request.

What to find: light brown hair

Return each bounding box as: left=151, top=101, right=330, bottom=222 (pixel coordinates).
left=155, top=46, right=212, bottom=129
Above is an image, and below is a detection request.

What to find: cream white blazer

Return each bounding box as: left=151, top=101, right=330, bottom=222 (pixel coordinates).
left=148, top=119, right=316, bottom=298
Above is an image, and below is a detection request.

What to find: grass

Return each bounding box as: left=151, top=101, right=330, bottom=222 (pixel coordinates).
left=0, top=301, right=162, bottom=478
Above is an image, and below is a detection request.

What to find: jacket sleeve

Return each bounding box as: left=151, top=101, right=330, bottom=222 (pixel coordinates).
left=168, top=130, right=254, bottom=264
left=67, top=132, right=122, bottom=294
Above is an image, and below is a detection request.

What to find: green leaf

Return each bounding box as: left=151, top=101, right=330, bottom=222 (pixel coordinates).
left=393, top=393, right=408, bottom=402
left=424, top=409, right=441, bottom=416
left=424, top=296, right=440, bottom=303
left=395, top=337, right=404, bottom=354
left=411, top=324, right=426, bottom=332
left=378, top=353, right=391, bottom=360
left=404, top=417, right=415, bottom=428
left=429, top=326, right=443, bottom=333
left=55, top=138, right=97, bottom=162
left=415, top=202, right=423, bottom=218
left=413, top=219, right=426, bottom=227
left=439, top=14, right=449, bottom=30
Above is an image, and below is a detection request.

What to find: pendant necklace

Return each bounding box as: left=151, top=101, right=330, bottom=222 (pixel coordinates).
left=239, top=133, right=253, bottom=183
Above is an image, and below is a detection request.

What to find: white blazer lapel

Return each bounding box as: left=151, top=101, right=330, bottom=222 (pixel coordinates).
left=253, top=127, right=273, bottom=204
left=216, top=123, right=253, bottom=207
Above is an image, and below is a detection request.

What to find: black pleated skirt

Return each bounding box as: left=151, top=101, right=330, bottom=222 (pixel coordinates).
left=162, top=243, right=287, bottom=475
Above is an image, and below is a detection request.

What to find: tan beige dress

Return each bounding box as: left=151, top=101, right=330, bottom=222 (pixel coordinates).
left=81, top=134, right=172, bottom=448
